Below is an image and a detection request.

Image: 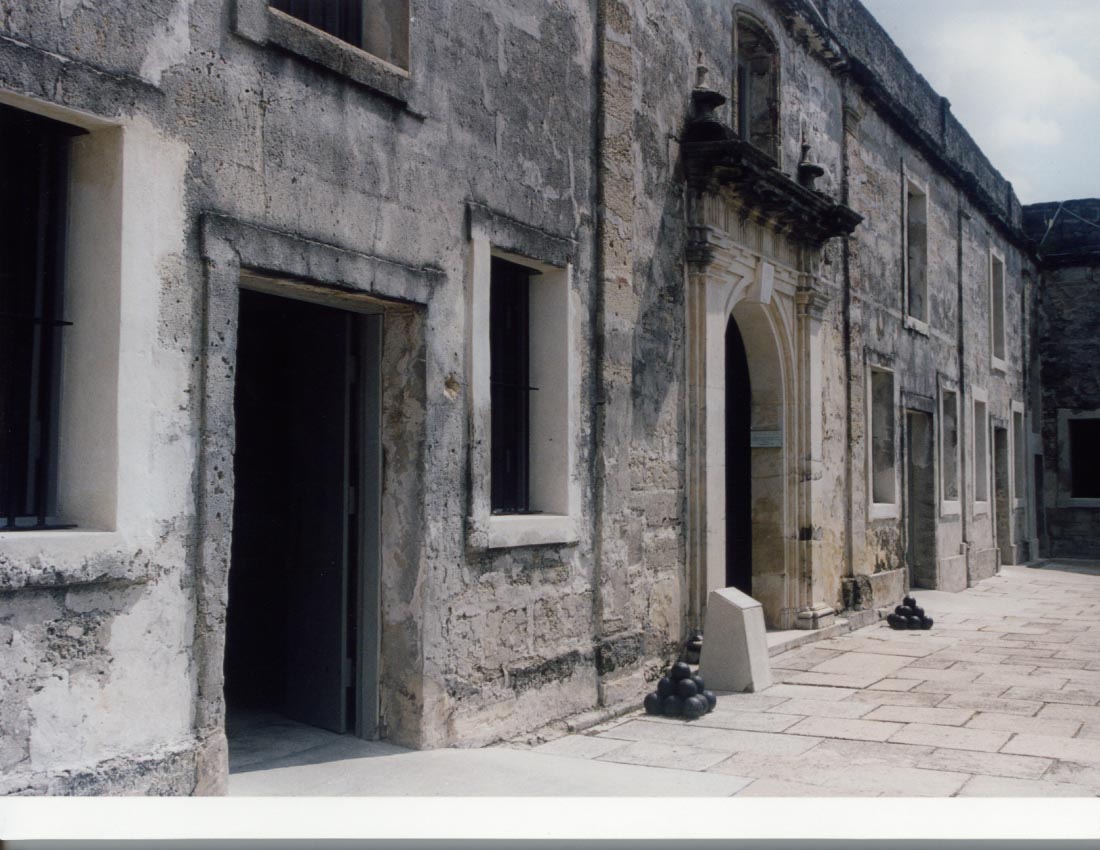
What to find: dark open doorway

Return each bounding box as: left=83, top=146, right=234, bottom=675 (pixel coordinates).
left=726, top=315, right=752, bottom=595
left=225, top=286, right=381, bottom=745
left=994, top=425, right=1011, bottom=566
left=906, top=410, right=936, bottom=588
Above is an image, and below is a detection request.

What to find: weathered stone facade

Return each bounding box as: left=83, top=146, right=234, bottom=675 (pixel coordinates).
left=1024, top=199, right=1100, bottom=560
left=0, top=0, right=1086, bottom=796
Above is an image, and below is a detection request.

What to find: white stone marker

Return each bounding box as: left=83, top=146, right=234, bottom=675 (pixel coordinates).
left=698, top=587, right=773, bottom=693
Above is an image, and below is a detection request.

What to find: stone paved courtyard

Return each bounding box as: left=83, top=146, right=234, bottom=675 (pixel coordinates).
left=228, top=561, right=1100, bottom=796
left=533, top=563, right=1100, bottom=797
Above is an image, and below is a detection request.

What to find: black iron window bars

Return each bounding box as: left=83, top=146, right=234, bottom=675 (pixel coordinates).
left=1, top=105, right=82, bottom=530
left=489, top=256, right=538, bottom=515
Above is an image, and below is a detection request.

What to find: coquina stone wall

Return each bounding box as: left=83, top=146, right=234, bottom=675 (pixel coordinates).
left=0, top=0, right=1066, bottom=796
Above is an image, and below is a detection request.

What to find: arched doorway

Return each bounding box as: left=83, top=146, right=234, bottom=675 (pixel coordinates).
left=721, top=299, right=788, bottom=628
left=725, top=315, right=752, bottom=595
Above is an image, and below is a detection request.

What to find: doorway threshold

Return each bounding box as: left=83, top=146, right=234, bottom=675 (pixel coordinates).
left=227, top=709, right=403, bottom=776
left=765, top=617, right=851, bottom=657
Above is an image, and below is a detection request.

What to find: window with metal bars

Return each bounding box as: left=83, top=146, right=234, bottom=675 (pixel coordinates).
left=490, top=257, right=537, bottom=514
left=270, top=0, right=410, bottom=69
left=1, top=105, right=81, bottom=530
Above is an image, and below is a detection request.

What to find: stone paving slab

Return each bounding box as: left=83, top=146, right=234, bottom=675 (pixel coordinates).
left=863, top=704, right=975, bottom=726
left=686, top=709, right=803, bottom=733
left=956, top=775, right=1098, bottom=796
left=887, top=722, right=1012, bottom=752
left=733, top=777, right=877, bottom=796
left=595, top=740, right=734, bottom=772
left=1001, top=686, right=1100, bottom=705
left=1003, top=733, right=1100, bottom=763
left=938, top=694, right=1044, bottom=716
left=532, top=734, right=631, bottom=760
left=1038, top=704, right=1100, bottom=724
left=783, top=716, right=905, bottom=742
left=765, top=698, right=876, bottom=719
left=595, top=719, right=822, bottom=756
left=913, top=747, right=1054, bottom=780
left=756, top=683, right=858, bottom=701
left=965, top=711, right=1082, bottom=737
left=865, top=678, right=920, bottom=692
left=843, top=689, right=949, bottom=708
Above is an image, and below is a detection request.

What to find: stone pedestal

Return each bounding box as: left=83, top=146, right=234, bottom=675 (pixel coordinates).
left=698, top=588, right=773, bottom=693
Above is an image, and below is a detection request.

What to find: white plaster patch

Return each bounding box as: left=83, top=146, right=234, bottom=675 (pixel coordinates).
left=140, top=0, right=192, bottom=87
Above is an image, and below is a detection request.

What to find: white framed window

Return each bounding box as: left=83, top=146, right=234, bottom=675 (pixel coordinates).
left=0, top=99, right=124, bottom=535
left=467, top=232, right=579, bottom=549
left=903, top=171, right=929, bottom=333
left=989, top=249, right=1007, bottom=372
left=1011, top=402, right=1025, bottom=509
left=867, top=365, right=898, bottom=519
left=972, top=388, right=990, bottom=514
left=939, top=382, right=960, bottom=515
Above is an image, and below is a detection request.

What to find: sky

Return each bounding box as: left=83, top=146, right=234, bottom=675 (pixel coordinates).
left=859, top=0, right=1100, bottom=204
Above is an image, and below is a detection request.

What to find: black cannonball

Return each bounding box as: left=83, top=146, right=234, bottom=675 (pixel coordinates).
left=670, top=662, right=693, bottom=681
left=644, top=692, right=662, bottom=715
left=683, top=695, right=708, bottom=719
left=912, top=606, right=925, bottom=619
left=677, top=678, right=699, bottom=699
left=896, top=605, right=913, bottom=618
left=661, top=694, right=685, bottom=717
left=907, top=615, right=922, bottom=629
left=691, top=675, right=706, bottom=693
left=656, top=676, right=674, bottom=699
left=921, top=617, right=934, bottom=630
left=903, top=595, right=917, bottom=608
left=702, top=690, right=717, bottom=711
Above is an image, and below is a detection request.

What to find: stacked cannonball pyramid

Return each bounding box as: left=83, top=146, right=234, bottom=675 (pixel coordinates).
left=887, top=594, right=934, bottom=630
left=643, top=662, right=717, bottom=719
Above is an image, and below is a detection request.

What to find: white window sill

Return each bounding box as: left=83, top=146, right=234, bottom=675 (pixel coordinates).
left=869, top=502, right=898, bottom=520
left=940, top=500, right=961, bottom=518
left=486, top=514, right=578, bottom=549
left=991, top=357, right=1007, bottom=374
left=904, top=315, right=929, bottom=336
left=1013, top=498, right=1025, bottom=510
left=973, top=501, right=990, bottom=516
left=0, top=530, right=153, bottom=591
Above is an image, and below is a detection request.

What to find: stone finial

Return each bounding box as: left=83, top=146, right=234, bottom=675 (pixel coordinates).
left=695, top=51, right=709, bottom=90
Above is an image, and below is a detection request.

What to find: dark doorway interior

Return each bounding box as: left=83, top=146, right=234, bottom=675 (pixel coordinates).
left=994, top=426, right=1012, bottom=566
left=226, top=288, right=372, bottom=737
left=906, top=410, right=936, bottom=588
left=725, top=316, right=752, bottom=595
left=1035, top=453, right=1046, bottom=548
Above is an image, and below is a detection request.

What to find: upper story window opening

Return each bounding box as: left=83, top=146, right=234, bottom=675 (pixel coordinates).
left=904, top=178, right=929, bottom=327
left=734, top=14, right=780, bottom=161
left=270, top=0, right=410, bottom=70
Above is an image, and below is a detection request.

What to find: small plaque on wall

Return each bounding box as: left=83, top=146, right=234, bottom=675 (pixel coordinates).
left=750, top=430, right=782, bottom=448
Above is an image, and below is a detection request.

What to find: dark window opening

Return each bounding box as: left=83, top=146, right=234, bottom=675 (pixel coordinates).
left=270, top=0, right=410, bottom=69
left=735, top=16, right=779, bottom=160
left=1069, top=419, right=1100, bottom=498
left=1, top=105, right=83, bottom=531
left=490, top=256, right=537, bottom=514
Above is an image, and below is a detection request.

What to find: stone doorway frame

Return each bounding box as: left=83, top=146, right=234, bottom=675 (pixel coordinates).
left=192, top=214, right=439, bottom=792
left=685, top=190, right=835, bottom=632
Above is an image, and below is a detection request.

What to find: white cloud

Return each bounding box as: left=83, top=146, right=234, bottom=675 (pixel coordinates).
left=861, top=0, right=1100, bottom=202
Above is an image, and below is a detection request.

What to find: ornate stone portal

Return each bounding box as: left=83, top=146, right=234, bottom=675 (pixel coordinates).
left=682, top=79, right=861, bottom=631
